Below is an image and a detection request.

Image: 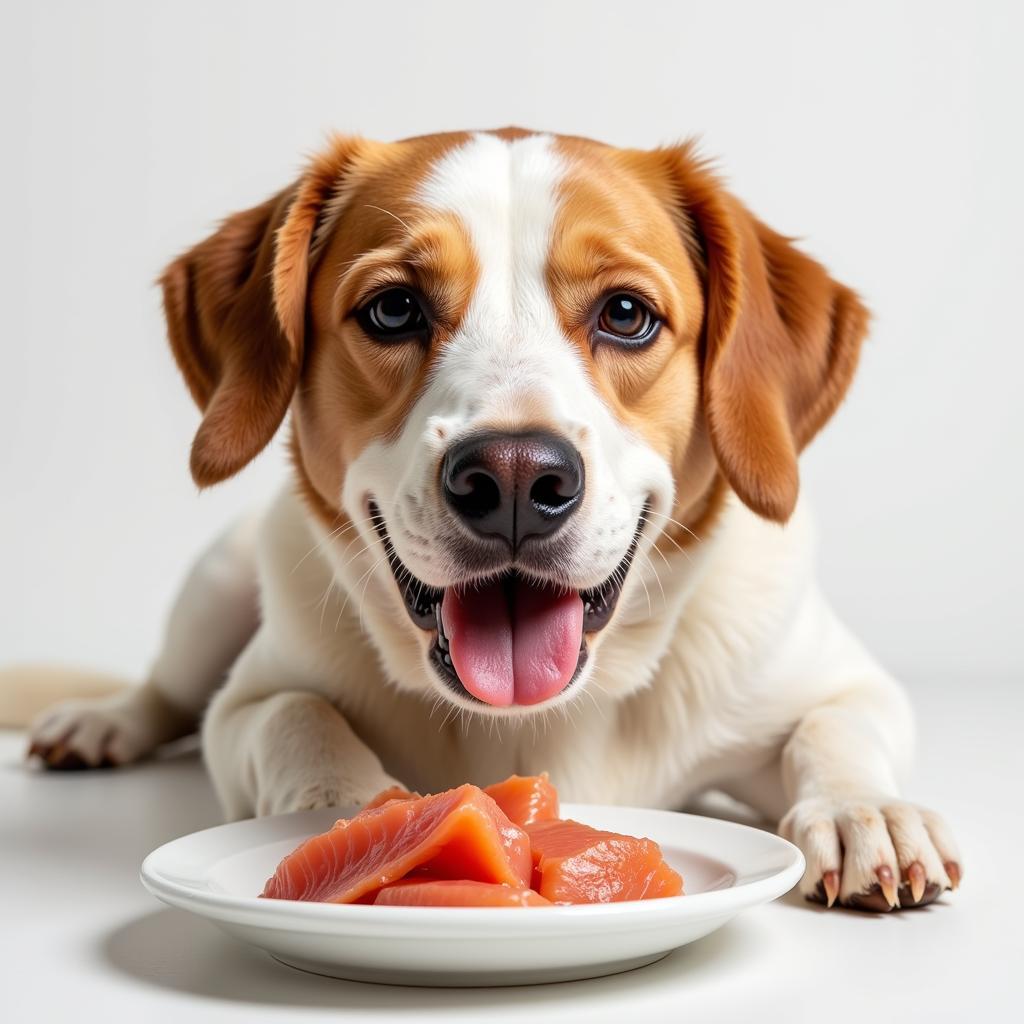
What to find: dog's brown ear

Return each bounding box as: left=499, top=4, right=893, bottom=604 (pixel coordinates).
left=662, top=145, right=870, bottom=523
left=160, top=136, right=361, bottom=487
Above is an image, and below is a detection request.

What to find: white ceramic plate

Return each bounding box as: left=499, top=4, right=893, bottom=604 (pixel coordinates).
left=141, top=803, right=803, bottom=987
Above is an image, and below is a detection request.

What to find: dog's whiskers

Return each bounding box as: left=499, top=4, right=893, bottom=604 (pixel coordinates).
left=291, top=517, right=357, bottom=575
left=647, top=539, right=674, bottom=572
left=356, top=550, right=393, bottom=636
left=640, top=512, right=693, bottom=564
left=316, top=578, right=337, bottom=634
left=335, top=550, right=390, bottom=632
left=291, top=508, right=390, bottom=579
left=580, top=683, right=607, bottom=722
left=337, top=539, right=378, bottom=575
left=363, top=204, right=414, bottom=234
left=642, top=507, right=703, bottom=545
left=637, top=549, right=667, bottom=610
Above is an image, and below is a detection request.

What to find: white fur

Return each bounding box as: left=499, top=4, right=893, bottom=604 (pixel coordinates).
left=27, top=134, right=960, bottom=909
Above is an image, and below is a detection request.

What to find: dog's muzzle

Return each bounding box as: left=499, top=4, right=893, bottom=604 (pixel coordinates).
left=370, top=431, right=642, bottom=709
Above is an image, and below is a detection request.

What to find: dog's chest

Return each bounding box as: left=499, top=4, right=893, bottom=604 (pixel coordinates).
left=340, top=641, right=788, bottom=810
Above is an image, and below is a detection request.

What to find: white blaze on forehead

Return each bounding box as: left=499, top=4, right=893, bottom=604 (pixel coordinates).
left=414, top=132, right=596, bottom=425
left=418, top=132, right=563, bottom=329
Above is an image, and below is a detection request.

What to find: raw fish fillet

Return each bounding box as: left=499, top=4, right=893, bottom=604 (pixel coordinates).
left=361, top=786, right=418, bottom=810
left=646, top=857, right=686, bottom=898
left=361, top=773, right=558, bottom=827
left=526, top=818, right=684, bottom=903
left=374, top=879, right=552, bottom=907
left=483, top=773, right=559, bottom=827
left=261, top=785, right=531, bottom=904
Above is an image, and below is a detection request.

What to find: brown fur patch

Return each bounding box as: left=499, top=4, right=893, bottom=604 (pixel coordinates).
left=160, top=137, right=365, bottom=487
left=549, top=138, right=714, bottom=542
left=288, top=427, right=344, bottom=530
left=655, top=144, right=870, bottom=523
left=292, top=133, right=481, bottom=511
left=547, top=138, right=869, bottom=528
left=160, top=189, right=300, bottom=486
left=160, top=131, right=482, bottom=496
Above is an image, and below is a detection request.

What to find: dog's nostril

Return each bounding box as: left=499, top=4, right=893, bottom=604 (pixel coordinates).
left=530, top=473, right=577, bottom=514
left=449, top=471, right=502, bottom=519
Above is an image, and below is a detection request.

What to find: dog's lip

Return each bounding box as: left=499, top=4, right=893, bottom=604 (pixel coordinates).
left=367, top=499, right=646, bottom=640
left=369, top=502, right=444, bottom=632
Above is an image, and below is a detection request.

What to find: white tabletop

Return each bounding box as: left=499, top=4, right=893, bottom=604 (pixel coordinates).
left=2, top=677, right=1017, bottom=1023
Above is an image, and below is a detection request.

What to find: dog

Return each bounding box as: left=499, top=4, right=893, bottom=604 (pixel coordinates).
left=24, top=127, right=961, bottom=911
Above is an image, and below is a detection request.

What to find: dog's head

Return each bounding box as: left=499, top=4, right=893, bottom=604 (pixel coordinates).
left=161, top=129, right=868, bottom=716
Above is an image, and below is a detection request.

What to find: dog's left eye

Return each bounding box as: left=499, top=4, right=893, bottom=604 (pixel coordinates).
left=357, top=288, right=428, bottom=341
left=596, top=294, right=658, bottom=346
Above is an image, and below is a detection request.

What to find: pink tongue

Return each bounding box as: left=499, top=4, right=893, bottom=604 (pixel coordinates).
left=441, top=580, right=584, bottom=707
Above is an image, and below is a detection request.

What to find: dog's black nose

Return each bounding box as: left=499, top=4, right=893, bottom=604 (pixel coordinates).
left=442, top=430, right=584, bottom=549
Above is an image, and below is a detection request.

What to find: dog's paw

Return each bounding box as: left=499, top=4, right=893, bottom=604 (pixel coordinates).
left=27, top=688, right=179, bottom=769
left=255, top=775, right=403, bottom=817
left=256, top=781, right=348, bottom=817
left=780, top=796, right=962, bottom=912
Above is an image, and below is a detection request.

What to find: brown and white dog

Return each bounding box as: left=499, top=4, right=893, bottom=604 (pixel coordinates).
left=26, top=128, right=961, bottom=911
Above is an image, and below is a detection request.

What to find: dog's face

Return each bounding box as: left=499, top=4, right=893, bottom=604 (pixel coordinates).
left=161, top=129, right=868, bottom=717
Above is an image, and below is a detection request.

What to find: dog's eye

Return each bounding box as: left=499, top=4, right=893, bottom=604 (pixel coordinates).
left=597, top=294, right=657, bottom=346
left=357, top=288, right=427, bottom=340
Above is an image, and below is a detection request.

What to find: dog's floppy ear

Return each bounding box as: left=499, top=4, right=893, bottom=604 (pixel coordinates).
left=160, top=136, right=361, bottom=487
left=662, top=145, right=870, bottom=523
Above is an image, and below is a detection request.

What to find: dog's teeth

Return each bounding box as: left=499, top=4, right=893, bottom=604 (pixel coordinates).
left=443, top=653, right=452, bottom=666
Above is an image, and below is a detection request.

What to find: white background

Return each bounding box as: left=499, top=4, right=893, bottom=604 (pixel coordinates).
left=1, top=0, right=1021, bottom=685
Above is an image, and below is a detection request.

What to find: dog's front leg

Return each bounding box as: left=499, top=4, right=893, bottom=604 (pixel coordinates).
left=778, top=680, right=962, bottom=911
left=203, top=631, right=401, bottom=820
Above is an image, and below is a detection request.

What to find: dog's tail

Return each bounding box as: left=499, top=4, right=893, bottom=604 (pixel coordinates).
left=0, top=664, right=130, bottom=728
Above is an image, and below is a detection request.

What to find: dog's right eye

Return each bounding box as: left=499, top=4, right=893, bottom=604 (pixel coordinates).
left=356, top=288, right=428, bottom=341
left=596, top=293, right=658, bottom=347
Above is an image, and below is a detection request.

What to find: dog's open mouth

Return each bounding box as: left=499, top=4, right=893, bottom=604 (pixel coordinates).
left=369, top=501, right=643, bottom=708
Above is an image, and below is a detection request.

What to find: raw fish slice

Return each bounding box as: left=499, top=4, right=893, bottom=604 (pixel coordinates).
left=362, top=786, right=419, bottom=811
left=362, top=773, right=559, bottom=826
left=645, top=858, right=686, bottom=898
left=261, top=785, right=531, bottom=904
left=374, top=879, right=552, bottom=907
left=526, top=818, right=684, bottom=903
left=483, top=773, right=559, bottom=827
